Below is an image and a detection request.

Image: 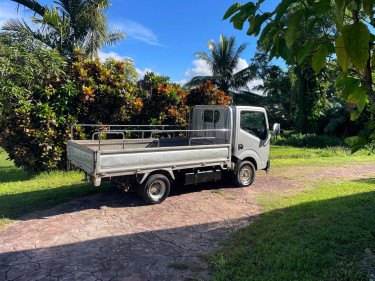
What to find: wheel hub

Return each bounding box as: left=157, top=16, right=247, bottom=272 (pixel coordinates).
left=239, top=167, right=252, bottom=185
left=149, top=180, right=166, bottom=200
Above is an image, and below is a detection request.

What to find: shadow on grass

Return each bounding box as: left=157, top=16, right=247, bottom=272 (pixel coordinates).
left=206, top=190, right=375, bottom=281
left=352, top=177, right=375, bottom=183
left=0, top=166, right=32, bottom=184
left=0, top=182, right=116, bottom=221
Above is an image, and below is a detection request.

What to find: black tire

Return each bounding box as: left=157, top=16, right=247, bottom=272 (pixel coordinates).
left=137, top=174, right=171, bottom=204
left=233, top=161, right=255, bottom=187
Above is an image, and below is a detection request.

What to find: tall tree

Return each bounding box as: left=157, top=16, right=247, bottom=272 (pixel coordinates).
left=185, top=34, right=255, bottom=99
left=250, top=52, right=296, bottom=129
left=2, top=0, right=125, bottom=59
left=224, top=0, right=375, bottom=151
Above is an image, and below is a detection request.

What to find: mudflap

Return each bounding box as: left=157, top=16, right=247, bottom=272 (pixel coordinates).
left=263, top=160, right=270, bottom=174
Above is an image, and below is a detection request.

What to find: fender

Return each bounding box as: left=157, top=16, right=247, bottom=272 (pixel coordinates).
left=137, top=169, right=175, bottom=184
left=235, top=149, right=262, bottom=170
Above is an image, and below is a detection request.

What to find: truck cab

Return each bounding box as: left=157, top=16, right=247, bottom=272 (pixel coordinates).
left=189, top=105, right=271, bottom=172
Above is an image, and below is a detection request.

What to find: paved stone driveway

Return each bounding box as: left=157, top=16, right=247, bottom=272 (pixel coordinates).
left=0, top=174, right=296, bottom=281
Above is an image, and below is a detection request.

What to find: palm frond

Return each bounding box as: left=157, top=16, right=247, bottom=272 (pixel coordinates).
left=11, top=0, right=46, bottom=16
left=104, top=29, right=126, bottom=46
left=184, top=76, right=214, bottom=89
left=2, top=18, right=31, bottom=32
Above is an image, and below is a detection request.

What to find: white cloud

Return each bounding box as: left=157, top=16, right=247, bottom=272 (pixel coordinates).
left=234, top=58, right=249, bottom=73
left=247, top=79, right=264, bottom=96
left=115, top=20, right=165, bottom=46
left=184, top=59, right=212, bottom=80
left=97, top=51, right=155, bottom=79
left=136, top=67, right=157, bottom=79
left=98, top=51, right=125, bottom=61
left=181, top=58, right=264, bottom=94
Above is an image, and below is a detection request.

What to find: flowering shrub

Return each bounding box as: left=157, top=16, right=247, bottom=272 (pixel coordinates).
left=139, top=74, right=231, bottom=126
left=139, top=82, right=188, bottom=125
left=70, top=54, right=143, bottom=127
left=186, top=81, right=231, bottom=106
left=0, top=34, right=142, bottom=173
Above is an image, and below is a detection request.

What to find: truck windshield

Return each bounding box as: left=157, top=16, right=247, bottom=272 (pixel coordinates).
left=240, top=111, right=268, bottom=140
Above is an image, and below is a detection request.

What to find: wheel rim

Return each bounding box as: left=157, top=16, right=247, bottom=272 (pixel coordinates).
left=148, top=180, right=167, bottom=201
left=239, top=166, right=252, bottom=185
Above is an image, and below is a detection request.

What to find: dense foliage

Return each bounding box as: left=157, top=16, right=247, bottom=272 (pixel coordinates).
left=224, top=0, right=375, bottom=152
left=0, top=33, right=230, bottom=173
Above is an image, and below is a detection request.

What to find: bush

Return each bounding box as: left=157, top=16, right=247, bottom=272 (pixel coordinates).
left=272, top=131, right=344, bottom=148
left=138, top=73, right=231, bottom=125
left=0, top=33, right=141, bottom=173
left=186, top=80, right=230, bottom=106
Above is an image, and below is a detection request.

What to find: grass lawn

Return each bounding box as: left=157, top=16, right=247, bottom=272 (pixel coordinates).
left=206, top=146, right=375, bottom=281
left=0, top=148, right=113, bottom=229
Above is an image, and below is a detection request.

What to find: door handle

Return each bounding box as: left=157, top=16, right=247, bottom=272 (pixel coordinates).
left=238, top=144, right=243, bottom=150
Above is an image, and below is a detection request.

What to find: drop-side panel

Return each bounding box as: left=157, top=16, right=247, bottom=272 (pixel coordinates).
left=67, top=141, right=95, bottom=174
left=98, top=145, right=230, bottom=174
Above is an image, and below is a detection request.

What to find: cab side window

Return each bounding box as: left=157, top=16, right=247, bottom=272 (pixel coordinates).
left=240, top=111, right=268, bottom=140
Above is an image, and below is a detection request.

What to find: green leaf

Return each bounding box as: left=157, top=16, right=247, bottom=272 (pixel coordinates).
left=241, top=2, right=258, bottom=15
left=275, top=0, right=297, bottom=21
left=334, top=0, right=346, bottom=30
left=285, top=10, right=304, bottom=49
left=312, top=45, right=329, bottom=74
left=339, top=77, right=360, bottom=99
left=342, top=23, right=370, bottom=70
left=223, top=3, right=242, bottom=20
left=230, top=12, right=248, bottom=30
left=309, top=0, right=331, bottom=15
left=363, top=0, right=373, bottom=16
left=335, top=35, right=348, bottom=73
left=296, top=41, right=316, bottom=64
left=247, top=13, right=271, bottom=36
left=345, top=136, right=368, bottom=153
left=320, top=41, right=335, bottom=53
left=279, top=39, right=292, bottom=61
left=348, top=85, right=366, bottom=102
left=258, top=23, right=272, bottom=43
left=335, top=72, right=348, bottom=88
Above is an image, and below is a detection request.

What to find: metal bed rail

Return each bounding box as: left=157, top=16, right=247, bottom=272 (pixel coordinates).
left=71, top=124, right=187, bottom=140
left=82, top=128, right=231, bottom=151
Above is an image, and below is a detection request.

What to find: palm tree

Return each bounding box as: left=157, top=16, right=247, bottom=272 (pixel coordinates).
left=185, top=34, right=255, bottom=98
left=2, top=0, right=125, bottom=59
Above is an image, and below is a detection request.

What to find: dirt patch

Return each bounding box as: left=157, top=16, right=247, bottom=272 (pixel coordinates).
left=307, top=165, right=375, bottom=180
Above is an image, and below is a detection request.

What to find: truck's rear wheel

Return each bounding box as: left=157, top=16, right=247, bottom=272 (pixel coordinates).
left=138, top=174, right=170, bottom=204
left=233, top=161, right=255, bottom=187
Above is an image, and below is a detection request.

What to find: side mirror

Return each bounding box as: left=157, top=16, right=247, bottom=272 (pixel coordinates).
left=272, top=123, right=281, bottom=137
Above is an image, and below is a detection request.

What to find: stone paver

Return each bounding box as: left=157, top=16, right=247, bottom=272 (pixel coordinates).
left=0, top=174, right=295, bottom=281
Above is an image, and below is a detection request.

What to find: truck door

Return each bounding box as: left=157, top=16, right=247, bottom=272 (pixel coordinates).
left=235, top=109, right=270, bottom=170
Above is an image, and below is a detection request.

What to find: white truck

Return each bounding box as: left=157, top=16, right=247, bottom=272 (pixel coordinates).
left=67, top=105, right=280, bottom=204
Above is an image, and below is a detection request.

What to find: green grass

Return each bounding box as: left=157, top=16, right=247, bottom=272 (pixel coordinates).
left=206, top=146, right=375, bottom=281
left=0, top=148, right=114, bottom=229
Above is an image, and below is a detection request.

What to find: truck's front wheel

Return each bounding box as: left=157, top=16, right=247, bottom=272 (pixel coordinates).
left=233, top=161, right=255, bottom=187
left=138, top=174, right=171, bottom=204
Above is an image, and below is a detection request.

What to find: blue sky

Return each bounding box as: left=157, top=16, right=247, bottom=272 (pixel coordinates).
left=0, top=0, right=281, bottom=90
